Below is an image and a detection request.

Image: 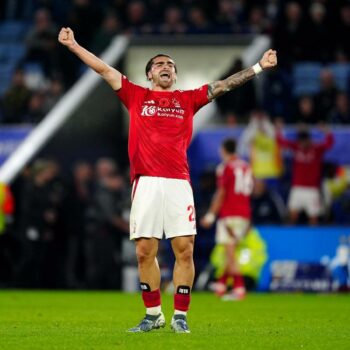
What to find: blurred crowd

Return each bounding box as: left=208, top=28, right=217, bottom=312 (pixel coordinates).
left=0, top=157, right=130, bottom=288
left=1, top=118, right=349, bottom=288
left=1, top=1, right=350, bottom=124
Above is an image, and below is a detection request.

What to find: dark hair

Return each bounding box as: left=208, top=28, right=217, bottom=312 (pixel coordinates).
left=297, top=130, right=310, bottom=141
left=222, top=138, right=236, bottom=154
left=145, top=53, right=177, bottom=79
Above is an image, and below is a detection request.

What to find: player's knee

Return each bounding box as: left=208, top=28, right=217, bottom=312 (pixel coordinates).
left=136, top=245, right=156, bottom=265
left=175, top=245, right=193, bottom=265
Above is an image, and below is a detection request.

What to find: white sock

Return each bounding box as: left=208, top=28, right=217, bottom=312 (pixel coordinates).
left=174, top=310, right=187, bottom=316
left=146, top=306, right=161, bottom=316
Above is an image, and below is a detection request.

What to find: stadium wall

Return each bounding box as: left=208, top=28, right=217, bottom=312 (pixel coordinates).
left=258, top=226, right=348, bottom=291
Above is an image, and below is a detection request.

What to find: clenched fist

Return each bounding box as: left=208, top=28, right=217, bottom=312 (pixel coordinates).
left=58, top=27, right=76, bottom=49
left=259, top=49, right=277, bottom=70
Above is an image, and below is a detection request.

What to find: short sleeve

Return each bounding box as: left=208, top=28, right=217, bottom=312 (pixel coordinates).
left=115, top=75, right=137, bottom=108
left=191, top=84, right=209, bottom=113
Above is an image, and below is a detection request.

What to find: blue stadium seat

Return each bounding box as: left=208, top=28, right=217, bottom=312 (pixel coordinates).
left=0, top=43, right=26, bottom=95
left=292, top=62, right=322, bottom=97
left=0, top=21, right=28, bottom=42
left=0, top=43, right=25, bottom=63
left=0, top=65, right=15, bottom=94
left=328, top=63, right=350, bottom=91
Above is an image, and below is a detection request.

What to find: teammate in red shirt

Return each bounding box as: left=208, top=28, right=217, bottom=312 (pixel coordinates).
left=277, top=126, right=334, bottom=225
left=201, top=139, right=253, bottom=300
left=58, top=27, right=277, bottom=332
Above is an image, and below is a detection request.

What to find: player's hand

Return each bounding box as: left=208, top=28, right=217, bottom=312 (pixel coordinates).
left=200, top=217, right=212, bottom=229
left=259, top=49, right=277, bottom=70
left=200, top=213, right=215, bottom=229
left=58, top=27, right=77, bottom=49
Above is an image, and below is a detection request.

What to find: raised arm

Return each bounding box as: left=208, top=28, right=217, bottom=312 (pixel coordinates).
left=317, top=125, right=334, bottom=151
left=58, top=27, right=122, bottom=90
left=207, top=49, right=277, bottom=101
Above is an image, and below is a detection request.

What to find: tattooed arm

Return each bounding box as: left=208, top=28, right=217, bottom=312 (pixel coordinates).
left=207, top=49, right=277, bottom=101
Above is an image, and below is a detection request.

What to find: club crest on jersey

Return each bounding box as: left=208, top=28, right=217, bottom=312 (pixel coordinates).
left=172, top=98, right=181, bottom=108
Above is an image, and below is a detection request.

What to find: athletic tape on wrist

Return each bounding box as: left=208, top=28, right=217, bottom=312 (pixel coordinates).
left=252, top=62, right=263, bottom=75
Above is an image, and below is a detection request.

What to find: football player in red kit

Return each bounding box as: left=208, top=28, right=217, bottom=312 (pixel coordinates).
left=201, top=139, right=253, bottom=300
left=277, top=126, right=334, bottom=225
left=59, top=27, right=276, bottom=332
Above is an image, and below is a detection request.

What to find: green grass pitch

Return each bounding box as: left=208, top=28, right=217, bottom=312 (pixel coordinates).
left=0, top=291, right=349, bottom=350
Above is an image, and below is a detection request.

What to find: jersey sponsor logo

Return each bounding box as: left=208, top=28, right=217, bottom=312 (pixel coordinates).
left=141, top=105, right=185, bottom=119
left=144, top=100, right=155, bottom=104
left=141, top=105, right=157, bottom=116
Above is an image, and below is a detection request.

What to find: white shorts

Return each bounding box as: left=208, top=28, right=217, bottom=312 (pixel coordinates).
left=216, top=216, right=250, bottom=245
left=129, top=176, right=197, bottom=240
left=288, top=186, right=322, bottom=217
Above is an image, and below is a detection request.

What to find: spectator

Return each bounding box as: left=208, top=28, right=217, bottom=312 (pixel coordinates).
left=277, top=126, right=334, bottom=225
left=66, top=0, right=102, bottom=48
left=322, top=162, right=349, bottom=222
left=23, top=91, right=46, bottom=123
left=272, top=1, right=305, bottom=67
left=158, top=6, right=187, bottom=35
left=215, top=0, right=244, bottom=33
left=125, top=0, right=152, bottom=34
left=251, top=179, right=286, bottom=224
left=329, top=92, right=350, bottom=124
left=187, top=6, right=211, bottom=34
left=303, top=2, right=334, bottom=63
left=85, top=158, right=129, bottom=289
left=64, top=161, right=94, bottom=288
left=265, top=0, right=279, bottom=26
left=25, top=8, right=58, bottom=76
left=16, top=160, right=58, bottom=287
left=215, top=58, right=257, bottom=121
left=1, top=68, right=31, bottom=124
left=335, top=4, right=350, bottom=61
left=238, top=110, right=283, bottom=184
left=263, top=69, right=294, bottom=120
left=244, top=5, right=270, bottom=34
left=295, top=96, right=321, bottom=125
left=90, top=13, right=122, bottom=54
left=42, top=78, right=64, bottom=114
left=0, top=183, right=15, bottom=286
left=0, top=183, right=15, bottom=236
left=315, top=69, right=339, bottom=119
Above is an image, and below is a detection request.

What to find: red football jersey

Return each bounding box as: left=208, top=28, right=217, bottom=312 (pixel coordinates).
left=116, top=76, right=209, bottom=183
left=217, top=158, right=253, bottom=219
left=277, top=133, right=334, bottom=188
